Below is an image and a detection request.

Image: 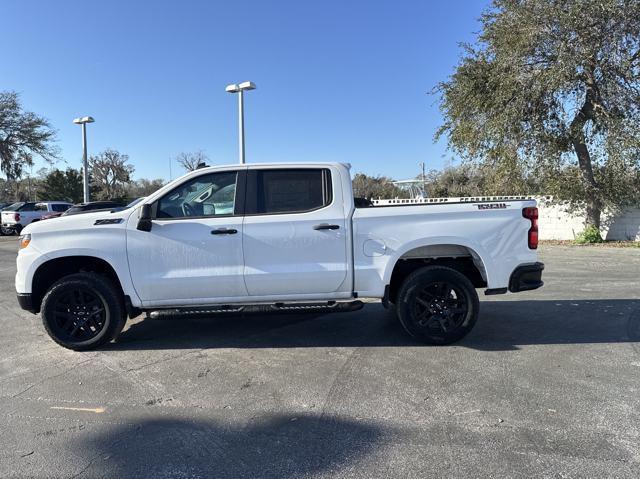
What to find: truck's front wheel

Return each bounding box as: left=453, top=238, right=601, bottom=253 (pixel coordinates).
left=396, top=266, right=479, bottom=345
left=41, top=273, right=127, bottom=351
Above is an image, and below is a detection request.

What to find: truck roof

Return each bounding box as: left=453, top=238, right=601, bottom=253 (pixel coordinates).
left=196, top=161, right=351, bottom=172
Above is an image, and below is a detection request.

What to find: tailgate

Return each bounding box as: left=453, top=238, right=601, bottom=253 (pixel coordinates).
left=1, top=211, right=15, bottom=224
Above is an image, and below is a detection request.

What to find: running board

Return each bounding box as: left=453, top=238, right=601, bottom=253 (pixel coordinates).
left=148, top=300, right=364, bottom=320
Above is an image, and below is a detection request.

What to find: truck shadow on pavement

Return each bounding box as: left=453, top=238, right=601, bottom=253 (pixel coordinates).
left=111, top=300, right=640, bottom=352
left=69, top=413, right=389, bottom=479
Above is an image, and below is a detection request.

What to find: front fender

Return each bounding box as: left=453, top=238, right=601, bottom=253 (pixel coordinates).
left=16, top=247, right=141, bottom=307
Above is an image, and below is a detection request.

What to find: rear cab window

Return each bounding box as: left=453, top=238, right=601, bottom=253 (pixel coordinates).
left=245, top=168, right=332, bottom=215
left=5, top=202, right=24, bottom=211
left=17, top=203, right=38, bottom=212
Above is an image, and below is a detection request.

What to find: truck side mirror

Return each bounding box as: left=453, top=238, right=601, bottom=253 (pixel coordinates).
left=137, top=204, right=153, bottom=232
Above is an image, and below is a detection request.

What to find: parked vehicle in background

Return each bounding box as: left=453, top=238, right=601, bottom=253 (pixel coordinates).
left=1, top=202, right=22, bottom=211
left=39, top=211, right=66, bottom=221
left=1, top=203, right=22, bottom=235
left=124, top=197, right=145, bottom=209
left=40, top=201, right=129, bottom=221
left=16, top=162, right=544, bottom=350
left=1, top=201, right=72, bottom=234
left=62, top=201, right=125, bottom=217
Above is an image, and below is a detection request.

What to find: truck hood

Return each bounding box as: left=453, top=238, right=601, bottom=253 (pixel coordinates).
left=22, top=208, right=135, bottom=235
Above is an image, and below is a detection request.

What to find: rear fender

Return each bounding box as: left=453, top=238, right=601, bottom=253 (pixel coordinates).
left=382, top=237, right=493, bottom=286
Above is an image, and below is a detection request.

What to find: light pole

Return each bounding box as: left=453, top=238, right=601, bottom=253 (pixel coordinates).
left=73, top=116, right=95, bottom=203
left=225, top=81, right=256, bottom=164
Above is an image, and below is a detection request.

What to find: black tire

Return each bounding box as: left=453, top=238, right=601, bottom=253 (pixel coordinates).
left=41, top=272, right=127, bottom=351
left=396, top=266, right=479, bottom=345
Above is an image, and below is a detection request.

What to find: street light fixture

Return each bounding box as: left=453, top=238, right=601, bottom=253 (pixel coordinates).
left=225, top=81, right=256, bottom=164
left=73, top=116, right=95, bottom=203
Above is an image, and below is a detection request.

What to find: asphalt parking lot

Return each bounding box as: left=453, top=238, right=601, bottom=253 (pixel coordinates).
left=1, top=236, right=639, bottom=478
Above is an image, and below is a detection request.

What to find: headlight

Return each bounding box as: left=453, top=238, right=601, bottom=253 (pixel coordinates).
left=18, top=234, right=31, bottom=250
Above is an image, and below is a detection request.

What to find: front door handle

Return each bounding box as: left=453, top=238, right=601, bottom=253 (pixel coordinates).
left=211, top=228, right=238, bottom=235
left=313, top=223, right=340, bottom=230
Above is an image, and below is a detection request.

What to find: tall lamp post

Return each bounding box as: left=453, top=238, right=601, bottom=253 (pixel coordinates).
left=225, top=82, right=256, bottom=164
left=73, top=116, right=95, bottom=203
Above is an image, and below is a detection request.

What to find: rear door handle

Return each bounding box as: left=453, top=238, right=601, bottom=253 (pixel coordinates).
left=211, top=228, right=238, bottom=235
left=313, top=223, right=340, bottom=230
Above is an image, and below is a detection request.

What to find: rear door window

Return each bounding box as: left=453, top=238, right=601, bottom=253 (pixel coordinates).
left=246, top=169, right=332, bottom=215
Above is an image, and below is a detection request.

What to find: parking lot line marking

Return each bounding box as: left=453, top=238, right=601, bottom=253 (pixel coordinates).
left=50, top=406, right=105, bottom=413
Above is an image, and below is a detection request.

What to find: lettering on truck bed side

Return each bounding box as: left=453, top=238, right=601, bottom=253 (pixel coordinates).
left=477, top=203, right=508, bottom=210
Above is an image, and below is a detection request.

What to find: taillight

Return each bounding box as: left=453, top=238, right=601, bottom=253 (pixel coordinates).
left=14, top=213, right=20, bottom=222
left=522, top=207, right=538, bottom=249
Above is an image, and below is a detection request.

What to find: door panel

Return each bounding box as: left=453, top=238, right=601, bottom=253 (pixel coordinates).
left=127, top=218, right=246, bottom=303
left=126, top=169, right=247, bottom=304
left=242, top=168, right=349, bottom=296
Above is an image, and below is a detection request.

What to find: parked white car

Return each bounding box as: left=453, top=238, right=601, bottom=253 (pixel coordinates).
left=2, top=201, right=72, bottom=234
left=15, top=163, right=544, bottom=350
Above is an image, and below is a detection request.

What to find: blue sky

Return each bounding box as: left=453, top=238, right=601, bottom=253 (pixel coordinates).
left=2, top=0, right=488, bottom=181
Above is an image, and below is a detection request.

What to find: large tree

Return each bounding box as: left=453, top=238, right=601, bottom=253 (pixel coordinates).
left=435, top=0, right=640, bottom=232
left=423, top=162, right=540, bottom=198
left=89, top=149, right=134, bottom=200
left=0, top=91, right=57, bottom=192
left=39, top=168, right=83, bottom=203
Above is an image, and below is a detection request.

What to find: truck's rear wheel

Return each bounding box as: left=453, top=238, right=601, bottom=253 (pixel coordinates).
left=396, top=266, right=479, bottom=344
left=41, top=273, right=126, bottom=351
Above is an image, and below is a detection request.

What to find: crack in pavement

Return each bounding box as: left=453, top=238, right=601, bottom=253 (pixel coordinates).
left=10, top=358, right=94, bottom=399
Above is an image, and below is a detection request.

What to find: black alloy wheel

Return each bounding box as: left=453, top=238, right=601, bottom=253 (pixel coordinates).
left=396, top=266, right=479, bottom=344
left=411, top=281, right=469, bottom=335
left=50, top=288, right=107, bottom=342
left=41, top=273, right=127, bottom=350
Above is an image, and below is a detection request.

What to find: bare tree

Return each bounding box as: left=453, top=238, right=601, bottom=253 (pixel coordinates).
left=89, top=149, right=134, bottom=200
left=175, top=151, right=209, bottom=172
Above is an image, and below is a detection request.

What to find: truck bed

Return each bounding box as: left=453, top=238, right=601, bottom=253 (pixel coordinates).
left=351, top=197, right=538, bottom=296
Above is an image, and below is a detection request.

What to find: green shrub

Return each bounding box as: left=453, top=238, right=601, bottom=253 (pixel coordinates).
left=574, top=226, right=604, bottom=244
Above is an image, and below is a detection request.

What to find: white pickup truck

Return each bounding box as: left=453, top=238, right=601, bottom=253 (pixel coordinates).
left=15, top=162, right=544, bottom=350
left=2, top=201, right=72, bottom=234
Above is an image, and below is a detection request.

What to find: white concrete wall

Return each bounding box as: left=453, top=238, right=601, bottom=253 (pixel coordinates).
left=538, top=201, right=640, bottom=241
